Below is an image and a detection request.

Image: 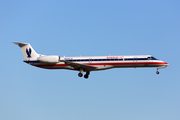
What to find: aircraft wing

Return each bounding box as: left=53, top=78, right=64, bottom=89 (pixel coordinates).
left=61, top=60, right=97, bottom=71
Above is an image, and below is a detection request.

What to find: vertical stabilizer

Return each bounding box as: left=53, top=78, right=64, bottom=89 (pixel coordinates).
left=12, top=42, right=39, bottom=60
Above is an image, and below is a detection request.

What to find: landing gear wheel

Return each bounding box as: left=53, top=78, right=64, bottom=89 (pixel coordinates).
left=86, top=71, right=90, bottom=75
left=84, top=74, right=89, bottom=79
left=78, top=73, right=83, bottom=77
left=156, top=71, right=159, bottom=74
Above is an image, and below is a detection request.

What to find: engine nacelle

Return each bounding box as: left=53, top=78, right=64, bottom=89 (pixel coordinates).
left=37, top=55, right=60, bottom=63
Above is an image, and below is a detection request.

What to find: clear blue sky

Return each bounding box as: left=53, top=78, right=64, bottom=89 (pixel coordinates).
left=1, top=0, right=180, bottom=120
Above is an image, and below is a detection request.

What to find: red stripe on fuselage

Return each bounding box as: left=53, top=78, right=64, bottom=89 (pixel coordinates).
left=33, top=62, right=168, bottom=67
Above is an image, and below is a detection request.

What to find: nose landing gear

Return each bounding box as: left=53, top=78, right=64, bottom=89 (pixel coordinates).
left=156, top=67, right=160, bottom=74
left=156, top=66, right=167, bottom=75
left=156, top=71, right=159, bottom=74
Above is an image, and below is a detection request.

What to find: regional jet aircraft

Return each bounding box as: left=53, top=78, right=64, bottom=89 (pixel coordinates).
left=13, top=42, right=169, bottom=79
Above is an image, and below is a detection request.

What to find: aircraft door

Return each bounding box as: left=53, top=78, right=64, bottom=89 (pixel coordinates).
left=133, top=57, right=137, bottom=68
left=147, top=57, right=152, bottom=67
left=89, top=58, right=92, bottom=63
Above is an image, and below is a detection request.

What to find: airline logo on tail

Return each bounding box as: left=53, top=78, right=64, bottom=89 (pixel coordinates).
left=26, top=48, right=32, bottom=58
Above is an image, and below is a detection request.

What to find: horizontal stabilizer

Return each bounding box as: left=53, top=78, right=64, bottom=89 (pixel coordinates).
left=12, top=42, right=29, bottom=47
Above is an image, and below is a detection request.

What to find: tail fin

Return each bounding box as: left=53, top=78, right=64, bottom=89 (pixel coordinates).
left=13, top=42, right=39, bottom=60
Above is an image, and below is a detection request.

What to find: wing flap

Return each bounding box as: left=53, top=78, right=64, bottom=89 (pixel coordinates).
left=61, top=60, right=97, bottom=71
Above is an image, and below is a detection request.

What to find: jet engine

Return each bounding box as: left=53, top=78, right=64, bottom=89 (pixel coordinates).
left=37, top=55, right=60, bottom=63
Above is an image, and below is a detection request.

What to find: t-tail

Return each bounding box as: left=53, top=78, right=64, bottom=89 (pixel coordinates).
left=12, top=42, right=39, bottom=61
left=13, top=42, right=60, bottom=63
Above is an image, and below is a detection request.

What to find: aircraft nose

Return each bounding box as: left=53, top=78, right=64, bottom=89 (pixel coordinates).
left=164, top=62, right=169, bottom=66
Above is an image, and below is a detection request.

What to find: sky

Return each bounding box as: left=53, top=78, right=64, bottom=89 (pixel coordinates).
left=0, top=0, right=180, bottom=120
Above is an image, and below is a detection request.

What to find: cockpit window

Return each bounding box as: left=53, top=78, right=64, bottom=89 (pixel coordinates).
left=148, top=56, right=157, bottom=60
left=151, top=56, right=157, bottom=60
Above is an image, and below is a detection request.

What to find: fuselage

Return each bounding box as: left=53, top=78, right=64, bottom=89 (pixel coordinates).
left=25, top=55, right=168, bottom=71
left=13, top=42, right=169, bottom=78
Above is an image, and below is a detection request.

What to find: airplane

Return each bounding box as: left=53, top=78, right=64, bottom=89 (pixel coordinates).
left=13, top=42, right=169, bottom=79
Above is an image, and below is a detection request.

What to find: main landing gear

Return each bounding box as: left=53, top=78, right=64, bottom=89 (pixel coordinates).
left=78, top=73, right=83, bottom=77
left=78, top=69, right=90, bottom=79
left=84, top=71, right=90, bottom=79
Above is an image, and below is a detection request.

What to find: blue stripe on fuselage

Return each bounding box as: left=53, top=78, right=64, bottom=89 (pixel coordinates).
left=24, top=57, right=156, bottom=63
